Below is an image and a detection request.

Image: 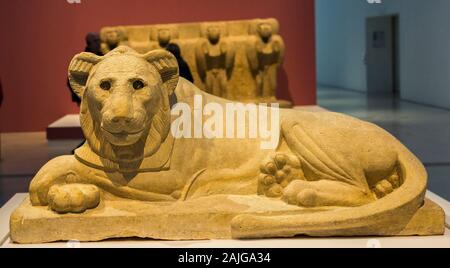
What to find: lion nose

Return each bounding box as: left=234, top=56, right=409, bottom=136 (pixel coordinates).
left=110, top=95, right=133, bottom=124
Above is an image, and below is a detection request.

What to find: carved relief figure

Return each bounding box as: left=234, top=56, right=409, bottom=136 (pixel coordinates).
left=98, top=19, right=292, bottom=106
left=149, top=27, right=178, bottom=50
left=195, top=24, right=235, bottom=97
left=10, top=46, right=442, bottom=244
left=247, top=19, right=285, bottom=98
left=100, top=27, right=128, bottom=55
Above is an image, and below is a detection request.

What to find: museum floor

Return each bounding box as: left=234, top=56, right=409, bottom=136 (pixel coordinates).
left=0, top=86, right=450, bottom=206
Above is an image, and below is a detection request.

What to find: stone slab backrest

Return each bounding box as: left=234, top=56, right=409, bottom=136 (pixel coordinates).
left=100, top=18, right=283, bottom=102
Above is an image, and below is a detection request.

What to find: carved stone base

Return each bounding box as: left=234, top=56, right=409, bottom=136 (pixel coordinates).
left=10, top=195, right=445, bottom=244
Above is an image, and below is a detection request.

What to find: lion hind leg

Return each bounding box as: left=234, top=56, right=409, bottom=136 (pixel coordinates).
left=267, top=119, right=380, bottom=207
left=282, top=180, right=374, bottom=207
left=281, top=120, right=368, bottom=190
left=257, top=151, right=374, bottom=207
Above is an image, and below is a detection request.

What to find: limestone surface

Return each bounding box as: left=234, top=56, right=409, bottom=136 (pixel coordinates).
left=10, top=197, right=444, bottom=244
left=9, top=46, right=445, bottom=243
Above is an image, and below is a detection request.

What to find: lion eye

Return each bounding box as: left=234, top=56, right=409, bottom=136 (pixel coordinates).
left=100, top=81, right=111, bottom=90
left=133, top=80, right=145, bottom=90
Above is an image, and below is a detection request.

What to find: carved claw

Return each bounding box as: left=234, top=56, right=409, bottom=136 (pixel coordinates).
left=257, top=152, right=304, bottom=198
left=372, top=173, right=402, bottom=199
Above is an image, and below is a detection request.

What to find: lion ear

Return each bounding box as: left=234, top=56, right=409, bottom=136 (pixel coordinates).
left=68, top=52, right=102, bottom=97
left=143, top=49, right=179, bottom=95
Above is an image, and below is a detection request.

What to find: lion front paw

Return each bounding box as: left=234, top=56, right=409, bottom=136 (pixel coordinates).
left=257, top=152, right=304, bottom=198
left=47, top=184, right=101, bottom=213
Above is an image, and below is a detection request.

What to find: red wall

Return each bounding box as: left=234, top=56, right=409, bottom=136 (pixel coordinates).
left=0, top=0, right=316, bottom=132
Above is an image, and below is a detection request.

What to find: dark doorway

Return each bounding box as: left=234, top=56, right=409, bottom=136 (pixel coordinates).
left=366, top=15, right=400, bottom=98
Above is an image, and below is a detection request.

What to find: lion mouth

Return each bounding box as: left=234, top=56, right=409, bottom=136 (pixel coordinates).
left=101, top=127, right=144, bottom=136
left=101, top=127, right=145, bottom=145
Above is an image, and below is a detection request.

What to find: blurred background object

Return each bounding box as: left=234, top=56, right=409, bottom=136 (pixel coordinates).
left=166, top=43, right=194, bottom=83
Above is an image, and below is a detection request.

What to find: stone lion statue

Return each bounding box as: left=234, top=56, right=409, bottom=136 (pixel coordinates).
left=26, top=46, right=436, bottom=239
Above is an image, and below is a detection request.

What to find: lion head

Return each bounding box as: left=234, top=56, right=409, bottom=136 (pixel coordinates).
left=68, top=46, right=179, bottom=168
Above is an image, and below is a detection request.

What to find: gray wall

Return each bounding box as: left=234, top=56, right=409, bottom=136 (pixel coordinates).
left=316, top=0, right=450, bottom=109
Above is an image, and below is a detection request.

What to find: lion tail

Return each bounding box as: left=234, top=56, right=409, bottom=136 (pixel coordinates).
left=230, top=144, right=443, bottom=238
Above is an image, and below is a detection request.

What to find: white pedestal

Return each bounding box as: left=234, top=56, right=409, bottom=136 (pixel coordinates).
left=1, top=192, right=449, bottom=248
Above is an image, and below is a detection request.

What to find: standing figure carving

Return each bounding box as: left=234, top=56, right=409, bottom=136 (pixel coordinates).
left=195, top=24, right=235, bottom=97
left=150, top=27, right=178, bottom=50
left=247, top=19, right=285, bottom=99
left=100, top=27, right=128, bottom=55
